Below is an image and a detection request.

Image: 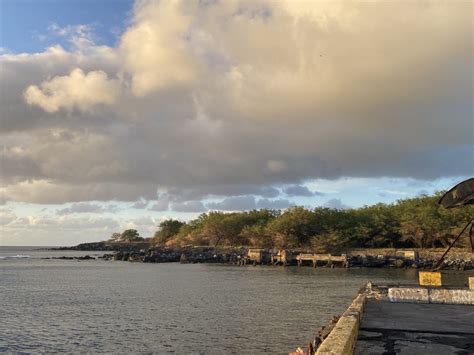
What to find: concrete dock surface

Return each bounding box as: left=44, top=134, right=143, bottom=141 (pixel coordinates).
left=355, top=299, right=474, bottom=354
left=312, top=280, right=474, bottom=355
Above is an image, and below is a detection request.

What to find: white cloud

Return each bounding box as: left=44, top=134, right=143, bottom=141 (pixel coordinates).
left=377, top=189, right=409, bottom=196
left=207, top=195, right=293, bottom=211
left=207, top=195, right=257, bottom=211
left=283, top=185, right=321, bottom=197
left=48, top=23, right=94, bottom=40
left=0, top=0, right=471, bottom=208
left=0, top=208, right=17, bottom=225
left=56, top=202, right=119, bottom=215
left=6, top=214, right=119, bottom=230
left=1, top=213, right=121, bottom=245
left=256, top=198, right=293, bottom=210
left=121, top=216, right=157, bottom=237
left=148, top=198, right=170, bottom=211
left=171, top=200, right=206, bottom=213
left=119, top=0, right=198, bottom=96
left=131, top=199, right=149, bottom=209
left=24, top=68, right=120, bottom=112
left=323, top=198, right=349, bottom=210
left=1, top=180, right=157, bottom=204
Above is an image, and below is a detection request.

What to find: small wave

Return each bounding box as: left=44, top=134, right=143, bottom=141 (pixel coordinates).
left=0, top=255, right=31, bottom=260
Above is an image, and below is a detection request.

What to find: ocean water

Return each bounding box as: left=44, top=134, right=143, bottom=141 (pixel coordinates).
left=1, top=246, right=472, bottom=354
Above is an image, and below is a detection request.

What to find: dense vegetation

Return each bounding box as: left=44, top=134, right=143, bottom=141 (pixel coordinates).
left=120, top=192, right=474, bottom=252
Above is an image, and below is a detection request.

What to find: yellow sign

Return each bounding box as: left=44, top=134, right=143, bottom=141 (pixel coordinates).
left=419, top=271, right=442, bottom=286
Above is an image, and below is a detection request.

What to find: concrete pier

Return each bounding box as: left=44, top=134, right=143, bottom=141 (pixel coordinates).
left=355, top=300, right=474, bottom=354
left=309, top=278, right=474, bottom=355
left=296, top=253, right=347, bottom=267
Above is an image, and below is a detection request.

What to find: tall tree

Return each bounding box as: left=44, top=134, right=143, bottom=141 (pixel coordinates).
left=121, top=229, right=143, bottom=242
left=154, top=219, right=185, bottom=245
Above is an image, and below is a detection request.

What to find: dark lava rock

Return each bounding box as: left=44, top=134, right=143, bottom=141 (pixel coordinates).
left=180, top=253, right=188, bottom=264
left=77, top=255, right=95, bottom=260
left=53, top=241, right=152, bottom=252
left=393, top=259, right=405, bottom=268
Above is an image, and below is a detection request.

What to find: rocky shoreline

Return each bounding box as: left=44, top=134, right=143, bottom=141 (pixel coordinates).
left=54, top=241, right=150, bottom=252
left=53, top=243, right=474, bottom=270
left=42, top=255, right=98, bottom=261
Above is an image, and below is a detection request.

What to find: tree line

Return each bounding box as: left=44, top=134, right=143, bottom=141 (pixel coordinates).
left=113, top=192, right=474, bottom=251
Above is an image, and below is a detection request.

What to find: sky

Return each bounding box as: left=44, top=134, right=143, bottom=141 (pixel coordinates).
left=0, top=0, right=473, bottom=246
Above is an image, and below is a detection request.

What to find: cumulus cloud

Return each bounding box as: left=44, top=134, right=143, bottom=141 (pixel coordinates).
left=56, top=202, right=119, bottom=215
left=121, top=216, right=157, bottom=237
left=1, top=180, right=157, bottom=204
left=120, top=0, right=198, bottom=96
left=1, top=211, right=160, bottom=245
left=6, top=214, right=119, bottom=230
left=164, top=186, right=280, bottom=201
left=323, top=198, right=349, bottom=210
left=24, top=68, right=120, bottom=112
left=207, top=195, right=293, bottom=211
left=0, top=0, right=472, bottom=208
left=0, top=208, right=17, bottom=225
left=170, top=200, right=206, bottom=213
left=148, top=198, right=170, bottom=211
left=256, top=198, right=293, bottom=210
left=207, top=195, right=257, bottom=211
left=283, top=185, right=321, bottom=197
left=48, top=23, right=96, bottom=46
left=131, top=199, right=149, bottom=209
left=1, top=214, right=119, bottom=246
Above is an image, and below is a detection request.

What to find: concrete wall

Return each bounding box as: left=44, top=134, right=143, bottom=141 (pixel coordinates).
left=388, top=287, right=474, bottom=305
left=316, top=294, right=366, bottom=355
left=348, top=248, right=472, bottom=261
left=314, top=283, right=473, bottom=354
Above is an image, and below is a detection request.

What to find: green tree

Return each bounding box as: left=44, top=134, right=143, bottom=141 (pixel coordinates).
left=201, top=212, right=245, bottom=247
left=121, top=229, right=143, bottom=242
left=240, top=224, right=273, bottom=247
left=267, top=207, right=319, bottom=248
left=109, top=232, right=122, bottom=243
left=154, top=219, right=185, bottom=245
left=147, top=191, right=474, bottom=250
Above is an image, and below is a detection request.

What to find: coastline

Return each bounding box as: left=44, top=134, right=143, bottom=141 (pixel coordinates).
left=53, top=242, right=474, bottom=270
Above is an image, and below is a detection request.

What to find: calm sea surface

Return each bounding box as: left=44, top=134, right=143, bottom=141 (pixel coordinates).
left=1, top=246, right=472, bottom=354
